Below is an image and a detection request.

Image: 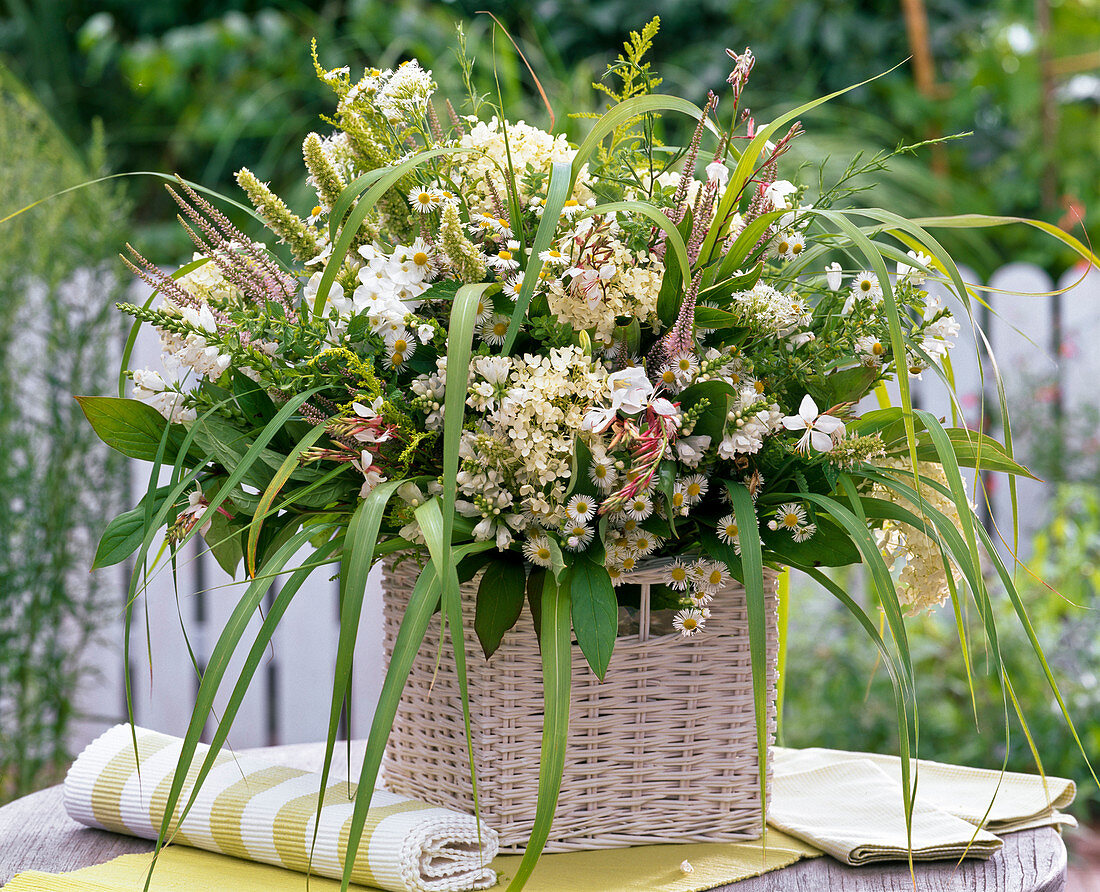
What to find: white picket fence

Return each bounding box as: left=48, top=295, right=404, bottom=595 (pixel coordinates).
left=69, top=260, right=1100, bottom=756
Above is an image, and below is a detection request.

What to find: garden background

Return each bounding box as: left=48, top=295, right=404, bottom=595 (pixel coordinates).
left=1, top=0, right=1098, bottom=864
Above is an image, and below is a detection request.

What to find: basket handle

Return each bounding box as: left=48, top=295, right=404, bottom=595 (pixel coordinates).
left=639, top=578, right=651, bottom=642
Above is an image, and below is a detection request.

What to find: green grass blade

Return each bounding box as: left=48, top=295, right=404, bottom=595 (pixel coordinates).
left=503, top=568, right=572, bottom=891
left=725, top=482, right=770, bottom=836
left=502, top=161, right=570, bottom=354
left=569, top=95, right=711, bottom=192
left=245, top=421, right=328, bottom=578
left=416, top=497, right=483, bottom=830
left=150, top=522, right=338, bottom=853
left=310, top=478, right=405, bottom=870
left=775, top=568, right=790, bottom=746
left=697, top=62, right=904, bottom=264
left=336, top=539, right=494, bottom=891
left=167, top=536, right=343, bottom=837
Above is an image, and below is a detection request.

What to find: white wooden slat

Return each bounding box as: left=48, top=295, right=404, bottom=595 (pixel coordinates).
left=1058, top=263, right=1100, bottom=413
left=985, top=264, right=1056, bottom=560
left=348, top=563, right=386, bottom=741
left=269, top=548, right=343, bottom=745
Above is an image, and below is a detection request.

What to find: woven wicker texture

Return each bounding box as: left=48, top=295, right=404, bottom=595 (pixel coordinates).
left=380, top=557, right=779, bottom=853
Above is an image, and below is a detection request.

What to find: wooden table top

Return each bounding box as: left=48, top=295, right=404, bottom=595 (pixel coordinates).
left=0, top=743, right=1067, bottom=891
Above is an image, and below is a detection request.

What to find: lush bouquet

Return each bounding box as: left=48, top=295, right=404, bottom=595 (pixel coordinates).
left=78, top=19, right=1096, bottom=890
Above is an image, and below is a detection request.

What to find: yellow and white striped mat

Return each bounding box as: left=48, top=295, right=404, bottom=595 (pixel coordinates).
left=63, top=725, right=499, bottom=892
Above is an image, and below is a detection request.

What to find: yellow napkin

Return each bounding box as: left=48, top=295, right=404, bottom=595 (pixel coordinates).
left=3, top=833, right=821, bottom=892
left=769, top=747, right=1076, bottom=865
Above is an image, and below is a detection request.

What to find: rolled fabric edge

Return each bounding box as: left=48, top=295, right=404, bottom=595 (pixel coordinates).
left=63, top=725, right=499, bottom=892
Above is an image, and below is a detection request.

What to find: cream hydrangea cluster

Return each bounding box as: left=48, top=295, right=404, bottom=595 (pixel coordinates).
left=873, top=457, right=969, bottom=615
left=456, top=117, right=593, bottom=215
left=546, top=220, right=665, bottom=343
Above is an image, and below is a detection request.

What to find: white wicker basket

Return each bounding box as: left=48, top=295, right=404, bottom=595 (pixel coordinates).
left=380, top=555, right=779, bottom=853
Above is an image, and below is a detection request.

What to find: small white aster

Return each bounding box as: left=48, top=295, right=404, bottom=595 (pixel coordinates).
left=523, top=535, right=553, bottom=568
left=673, top=608, right=706, bottom=638
left=666, top=559, right=691, bottom=591
left=624, top=493, right=654, bottom=522
left=566, top=494, right=597, bottom=523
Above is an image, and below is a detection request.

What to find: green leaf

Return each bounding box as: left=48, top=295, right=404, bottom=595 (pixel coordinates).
left=474, top=555, right=528, bottom=659
left=761, top=516, right=860, bottom=568
left=678, top=379, right=736, bottom=442
left=694, top=305, right=747, bottom=331
left=151, top=522, right=340, bottom=858
left=76, top=396, right=195, bottom=463
left=913, top=428, right=1036, bottom=479
left=806, top=366, right=880, bottom=408
left=503, top=570, right=572, bottom=892
left=568, top=557, right=617, bottom=680
left=92, top=488, right=173, bottom=569
left=202, top=509, right=244, bottom=576
left=246, top=422, right=329, bottom=578
left=332, top=539, right=493, bottom=892
left=526, top=567, right=546, bottom=642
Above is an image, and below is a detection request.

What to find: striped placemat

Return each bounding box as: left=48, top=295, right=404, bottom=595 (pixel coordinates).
left=63, top=725, right=498, bottom=892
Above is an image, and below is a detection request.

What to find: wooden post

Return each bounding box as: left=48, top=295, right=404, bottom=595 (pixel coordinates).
left=900, top=0, right=948, bottom=176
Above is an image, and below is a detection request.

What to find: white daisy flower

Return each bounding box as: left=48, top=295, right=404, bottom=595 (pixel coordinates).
left=693, top=559, right=729, bottom=594
left=682, top=474, right=709, bottom=505
left=793, top=522, right=817, bottom=543
left=606, top=564, right=626, bottom=586
left=566, top=494, right=597, bottom=523
left=690, top=590, right=713, bottom=608
left=539, top=247, right=567, bottom=264
left=589, top=458, right=617, bottom=491
left=673, top=608, right=706, bottom=638
left=624, top=493, right=654, bottom=521
left=666, top=559, right=692, bottom=591
left=488, top=247, right=520, bottom=272
left=629, top=531, right=660, bottom=556
left=774, top=502, right=808, bottom=531
left=671, top=352, right=699, bottom=381
left=468, top=212, right=503, bottom=236
left=523, top=535, right=554, bottom=568
left=472, top=296, right=495, bottom=325
left=405, top=238, right=435, bottom=276
left=855, top=334, right=887, bottom=366
left=480, top=314, right=511, bottom=346
left=559, top=198, right=584, bottom=218
left=717, top=513, right=741, bottom=547
left=407, top=186, right=441, bottom=214
left=502, top=275, right=526, bottom=300
left=670, top=486, right=688, bottom=514
left=563, top=522, right=594, bottom=551
left=844, top=270, right=883, bottom=313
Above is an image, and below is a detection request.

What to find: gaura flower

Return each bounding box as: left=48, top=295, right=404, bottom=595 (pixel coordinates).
left=607, top=366, right=654, bottom=414
left=782, top=395, right=845, bottom=454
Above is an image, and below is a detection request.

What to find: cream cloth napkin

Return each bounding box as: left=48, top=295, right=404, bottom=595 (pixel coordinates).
left=63, top=725, right=499, bottom=892
left=770, top=746, right=1076, bottom=865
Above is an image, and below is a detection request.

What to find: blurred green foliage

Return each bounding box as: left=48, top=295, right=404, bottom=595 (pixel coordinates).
left=0, top=68, right=128, bottom=803
left=0, top=0, right=1095, bottom=269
